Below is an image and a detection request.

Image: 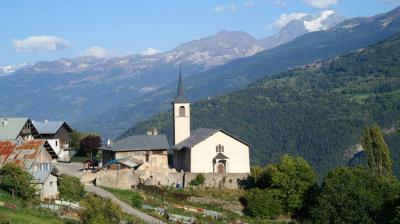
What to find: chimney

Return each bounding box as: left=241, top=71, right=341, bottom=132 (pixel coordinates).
left=147, top=128, right=158, bottom=135
left=107, top=138, right=112, bottom=148
left=2, top=119, right=8, bottom=126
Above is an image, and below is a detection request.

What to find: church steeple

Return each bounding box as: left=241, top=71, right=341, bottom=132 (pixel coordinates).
left=173, top=65, right=189, bottom=103
left=172, top=65, right=191, bottom=146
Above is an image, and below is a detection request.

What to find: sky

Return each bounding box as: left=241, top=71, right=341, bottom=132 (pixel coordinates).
left=0, top=0, right=399, bottom=65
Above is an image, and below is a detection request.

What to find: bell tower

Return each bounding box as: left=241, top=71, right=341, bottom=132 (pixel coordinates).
left=173, top=66, right=190, bottom=145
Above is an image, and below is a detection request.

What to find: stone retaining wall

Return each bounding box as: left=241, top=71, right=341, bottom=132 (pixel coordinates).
left=93, top=169, right=249, bottom=190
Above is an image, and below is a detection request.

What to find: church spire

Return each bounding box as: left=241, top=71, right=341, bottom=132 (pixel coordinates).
left=173, top=65, right=189, bottom=103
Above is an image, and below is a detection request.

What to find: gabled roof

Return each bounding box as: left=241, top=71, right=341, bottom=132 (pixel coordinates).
left=33, top=121, right=72, bottom=135
left=174, top=128, right=250, bottom=149
left=0, top=118, right=29, bottom=140
left=103, top=157, right=143, bottom=169
left=100, top=135, right=169, bottom=152
left=83, top=157, right=100, bottom=165
left=214, top=152, right=229, bottom=160
left=0, top=140, right=47, bottom=170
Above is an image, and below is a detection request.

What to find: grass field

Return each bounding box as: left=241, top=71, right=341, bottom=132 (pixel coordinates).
left=0, top=190, right=69, bottom=224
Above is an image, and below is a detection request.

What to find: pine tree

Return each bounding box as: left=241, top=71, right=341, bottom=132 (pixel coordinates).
left=361, top=124, right=393, bottom=177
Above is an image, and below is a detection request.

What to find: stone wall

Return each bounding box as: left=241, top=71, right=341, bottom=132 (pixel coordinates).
left=183, top=173, right=248, bottom=189
left=95, top=169, right=138, bottom=189
left=93, top=169, right=248, bottom=190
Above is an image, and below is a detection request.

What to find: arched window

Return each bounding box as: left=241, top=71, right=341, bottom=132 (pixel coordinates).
left=179, top=106, right=185, bottom=117
left=216, top=144, right=224, bottom=153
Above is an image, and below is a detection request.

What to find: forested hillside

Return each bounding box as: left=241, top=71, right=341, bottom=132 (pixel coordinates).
left=122, top=33, right=400, bottom=177
left=81, top=6, right=400, bottom=138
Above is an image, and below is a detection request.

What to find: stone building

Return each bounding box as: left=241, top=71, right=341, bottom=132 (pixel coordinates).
left=172, top=72, right=250, bottom=174
left=100, top=133, right=169, bottom=185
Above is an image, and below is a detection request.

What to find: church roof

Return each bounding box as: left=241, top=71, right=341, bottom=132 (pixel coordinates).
left=173, top=69, right=189, bottom=103
left=100, top=135, right=169, bottom=152
left=174, top=128, right=249, bottom=149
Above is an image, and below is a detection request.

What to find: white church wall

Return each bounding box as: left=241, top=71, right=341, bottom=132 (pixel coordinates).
left=190, top=131, right=250, bottom=173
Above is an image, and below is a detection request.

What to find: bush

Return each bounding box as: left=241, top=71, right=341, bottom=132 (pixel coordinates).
left=130, top=191, right=143, bottom=208
left=80, top=194, right=122, bottom=224
left=0, top=163, right=36, bottom=202
left=58, top=174, right=85, bottom=202
left=241, top=188, right=282, bottom=219
left=189, top=174, right=205, bottom=186
left=301, top=167, right=400, bottom=223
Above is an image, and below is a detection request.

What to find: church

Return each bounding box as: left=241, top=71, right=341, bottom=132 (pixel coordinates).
left=172, top=72, right=250, bottom=174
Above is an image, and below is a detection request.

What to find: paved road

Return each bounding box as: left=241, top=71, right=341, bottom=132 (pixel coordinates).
left=84, top=185, right=166, bottom=224
left=55, top=162, right=84, bottom=178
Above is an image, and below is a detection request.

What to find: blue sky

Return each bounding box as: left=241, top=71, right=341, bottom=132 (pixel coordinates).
left=0, top=0, right=399, bottom=65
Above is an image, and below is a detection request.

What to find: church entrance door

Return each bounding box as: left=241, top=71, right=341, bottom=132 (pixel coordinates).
left=217, top=163, right=225, bottom=174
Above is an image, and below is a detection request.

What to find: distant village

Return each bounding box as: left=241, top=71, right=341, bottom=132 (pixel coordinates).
left=0, top=73, right=251, bottom=203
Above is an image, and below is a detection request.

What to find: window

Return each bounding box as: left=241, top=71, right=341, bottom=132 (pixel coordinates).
left=179, top=106, right=185, bottom=117
left=145, top=153, right=150, bottom=162
left=55, top=140, right=58, bottom=146
left=216, top=144, right=224, bottom=153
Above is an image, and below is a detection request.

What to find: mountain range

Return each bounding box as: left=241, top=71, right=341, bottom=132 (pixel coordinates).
left=81, top=6, right=400, bottom=138
left=0, top=10, right=343, bottom=126
left=124, top=31, right=400, bottom=177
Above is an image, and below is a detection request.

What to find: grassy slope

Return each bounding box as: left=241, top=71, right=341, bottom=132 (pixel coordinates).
left=0, top=190, right=65, bottom=224
left=125, top=33, right=400, bottom=177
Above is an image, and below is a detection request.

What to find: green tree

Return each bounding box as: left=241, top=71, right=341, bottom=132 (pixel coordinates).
left=0, top=163, right=36, bottom=202
left=362, top=124, right=393, bottom=177
left=80, top=194, right=122, bottom=224
left=268, top=154, right=316, bottom=213
left=241, top=188, right=282, bottom=219
left=58, top=174, right=85, bottom=202
left=302, top=167, right=400, bottom=224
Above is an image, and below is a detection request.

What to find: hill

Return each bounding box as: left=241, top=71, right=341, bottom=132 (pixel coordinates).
left=83, top=6, right=400, bottom=138
left=122, top=32, right=400, bottom=177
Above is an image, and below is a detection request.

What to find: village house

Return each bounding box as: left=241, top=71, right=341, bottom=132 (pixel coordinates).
left=32, top=120, right=73, bottom=162
left=100, top=131, right=169, bottom=185
left=0, top=139, right=59, bottom=200
left=0, top=117, right=41, bottom=140
left=172, top=72, right=251, bottom=174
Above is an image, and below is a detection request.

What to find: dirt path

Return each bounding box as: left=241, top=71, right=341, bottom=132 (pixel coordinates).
left=84, top=185, right=166, bottom=224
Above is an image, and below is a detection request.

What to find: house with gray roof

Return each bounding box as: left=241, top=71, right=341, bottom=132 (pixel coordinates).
left=33, top=120, right=73, bottom=161
left=100, top=132, right=170, bottom=184
left=0, top=118, right=40, bottom=140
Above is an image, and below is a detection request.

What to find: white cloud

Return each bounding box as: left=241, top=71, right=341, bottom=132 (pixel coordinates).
left=243, top=1, right=255, bottom=6
left=142, top=47, right=161, bottom=56
left=264, top=0, right=288, bottom=6
left=78, top=46, right=114, bottom=58
left=213, top=4, right=237, bottom=12
left=12, top=35, right=70, bottom=52
left=303, top=0, right=338, bottom=9
left=271, top=12, right=308, bottom=29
